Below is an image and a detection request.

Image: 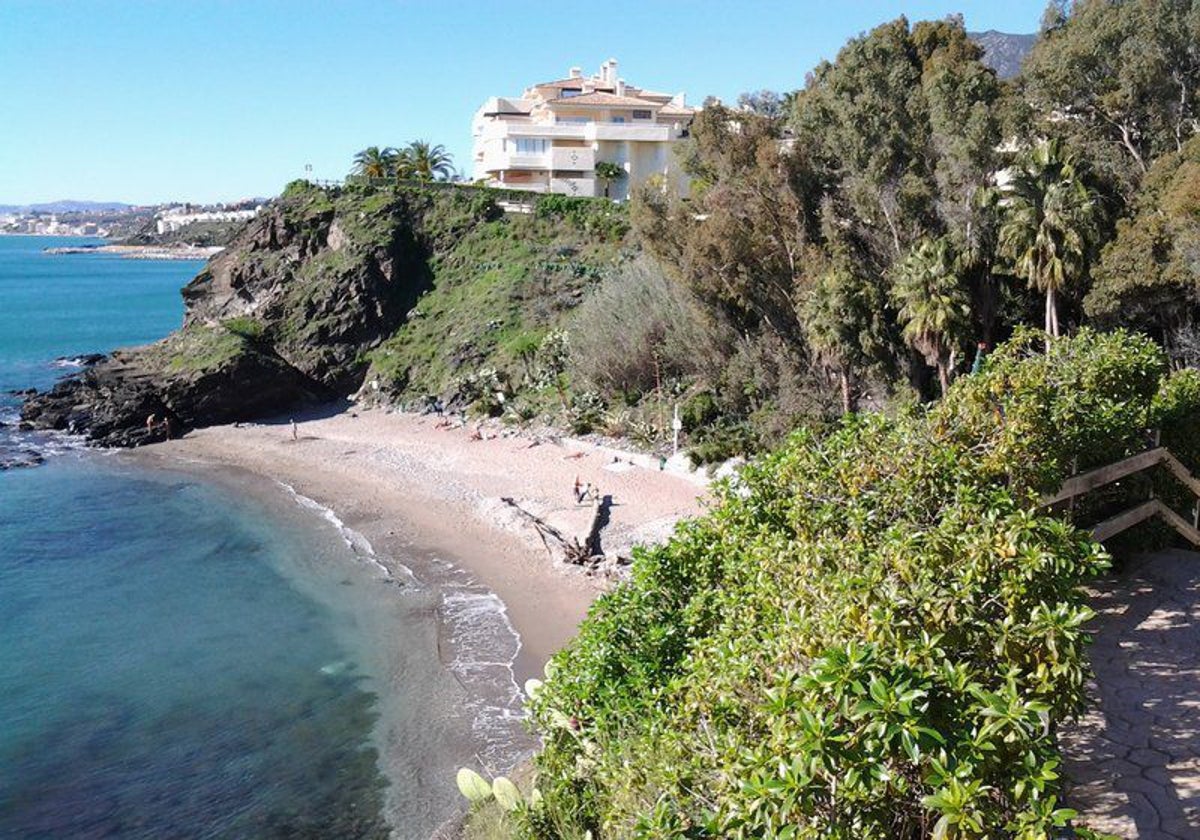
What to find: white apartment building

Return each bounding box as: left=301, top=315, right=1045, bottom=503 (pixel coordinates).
left=471, top=59, right=696, bottom=200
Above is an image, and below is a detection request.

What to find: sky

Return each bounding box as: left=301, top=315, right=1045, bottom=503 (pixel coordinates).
left=0, top=0, right=1047, bottom=206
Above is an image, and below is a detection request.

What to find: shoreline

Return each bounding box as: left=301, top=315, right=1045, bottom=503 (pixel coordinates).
left=119, top=406, right=708, bottom=834
left=42, top=243, right=222, bottom=261
left=122, top=406, right=708, bottom=684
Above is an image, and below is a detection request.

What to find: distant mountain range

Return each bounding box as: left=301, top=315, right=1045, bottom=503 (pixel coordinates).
left=969, top=30, right=1038, bottom=79
left=0, top=200, right=134, bottom=214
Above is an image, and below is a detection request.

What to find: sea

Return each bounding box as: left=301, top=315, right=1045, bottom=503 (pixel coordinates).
left=0, top=236, right=526, bottom=839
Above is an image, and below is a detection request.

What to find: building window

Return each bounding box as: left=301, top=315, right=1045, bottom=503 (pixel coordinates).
left=514, top=138, right=548, bottom=154
left=561, top=88, right=582, bottom=98
left=611, top=116, right=626, bottom=123
left=632, top=109, right=652, bottom=120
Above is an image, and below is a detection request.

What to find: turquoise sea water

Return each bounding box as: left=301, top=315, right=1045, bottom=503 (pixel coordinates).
left=0, top=237, right=515, bottom=838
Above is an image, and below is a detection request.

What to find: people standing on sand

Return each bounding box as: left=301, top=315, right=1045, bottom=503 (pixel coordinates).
left=573, top=475, right=582, bottom=502
left=291, top=419, right=298, bottom=441
left=146, top=413, right=158, bottom=437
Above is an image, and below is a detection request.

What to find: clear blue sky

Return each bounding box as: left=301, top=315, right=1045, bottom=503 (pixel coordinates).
left=0, top=0, right=1047, bottom=206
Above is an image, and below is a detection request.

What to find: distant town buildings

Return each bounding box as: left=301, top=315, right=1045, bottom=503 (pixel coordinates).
left=471, top=59, right=696, bottom=200
left=0, top=214, right=111, bottom=236
left=0, top=200, right=266, bottom=238
left=154, top=204, right=262, bottom=234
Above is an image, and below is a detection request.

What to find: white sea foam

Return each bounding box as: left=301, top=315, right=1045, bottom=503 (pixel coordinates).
left=275, top=481, right=531, bottom=770
left=439, top=588, right=529, bottom=769
left=274, top=480, right=414, bottom=584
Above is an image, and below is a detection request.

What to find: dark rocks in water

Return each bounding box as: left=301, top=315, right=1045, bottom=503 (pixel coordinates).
left=21, top=338, right=328, bottom=448
left=0, top=449, right=45, bottom=470
left=6, top=388, right=37, bottom=398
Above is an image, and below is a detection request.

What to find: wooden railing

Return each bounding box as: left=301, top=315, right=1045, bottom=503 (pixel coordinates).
left=1042, top=444, right=1200, bottom=546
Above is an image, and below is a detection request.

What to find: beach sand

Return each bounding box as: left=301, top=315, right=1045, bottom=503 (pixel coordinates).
left=125, top=406, right=708, bottom=682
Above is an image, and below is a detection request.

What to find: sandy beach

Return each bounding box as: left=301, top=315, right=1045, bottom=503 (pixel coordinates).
left=125, top=406, right=708, bottom=682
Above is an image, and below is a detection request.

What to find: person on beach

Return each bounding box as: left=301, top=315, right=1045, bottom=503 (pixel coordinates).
left=146, top=413, right=158, bottom=437
left=573, top=475, right=583, bottom=502
left=291, top=419, right=298, bottom=441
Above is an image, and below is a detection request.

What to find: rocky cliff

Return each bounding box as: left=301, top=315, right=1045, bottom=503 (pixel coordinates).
left=20, top=182, right=630, bottom=447
left=20, top=182, right=448, bottom=446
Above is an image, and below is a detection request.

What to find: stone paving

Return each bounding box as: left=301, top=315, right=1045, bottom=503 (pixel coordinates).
left=1060, top=549, right=1200, bottom=839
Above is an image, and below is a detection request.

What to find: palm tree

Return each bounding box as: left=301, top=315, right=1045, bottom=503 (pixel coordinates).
left=594, top=161, right=625, bottom=199
left=892, top=237, right=972, bottom=396
left=998, top=138, right=1098, bottom=342
left=802, top=263, right=866, bottom=414
left=399, top=141, right=455, bottom=181
left=351, top=146, right=399, bottom=180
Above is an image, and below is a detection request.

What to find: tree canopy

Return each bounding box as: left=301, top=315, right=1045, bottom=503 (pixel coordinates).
left=1020, top=0, right=1200, bottom=195
left=1085, top=133, right=1200, bottom=343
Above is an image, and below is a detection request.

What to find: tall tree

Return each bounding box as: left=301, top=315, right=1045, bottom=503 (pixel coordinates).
left=801, top=248, right=891, bottom=413
left=891, top=237, right=972, bottom=394
left=398, top=141, right=455, bottom=181
left=636, top=105, right=821, bottom=357
left=790, top=17, right=1003, bottom=270
left=1020, top=0, right=1200, bottom=195
left=1085, top=134, right=1200, bottom=346
left=998, top=139, right=1100, bottom=341
left=735, top=89, right=788, bottom=120
left=351, top=146, right=398, bottom=179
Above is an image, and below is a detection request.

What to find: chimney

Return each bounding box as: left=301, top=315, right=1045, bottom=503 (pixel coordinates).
left=569, top=66, right=582, bottom=79
left=671, top=92, right=687, bottom=108
left=606, top=58, right=618, bottom=85
left=617, top=78, right=626, bottom=96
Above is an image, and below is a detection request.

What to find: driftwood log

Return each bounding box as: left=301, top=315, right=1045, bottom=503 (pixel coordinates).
left=500, top=494, right=613, bottom=566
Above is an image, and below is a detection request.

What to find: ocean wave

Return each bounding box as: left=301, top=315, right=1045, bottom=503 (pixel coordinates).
left=273, top=480, right=416, bottom=585
left=0, top=417, right=88, bottom=470
left=274, top=481, right=531, bottom=771
left=439, top=588, right=528, bottom=770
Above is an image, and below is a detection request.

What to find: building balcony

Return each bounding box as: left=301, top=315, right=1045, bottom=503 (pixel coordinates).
left=479, top=146, right=596, bottom=174
left=550, top=176, right=597, bottom=197
left=478, top=120, right=672, bottom=144
left=589, top=123, right=671, bottom=142
left=551, top=146, right=594, bottom=170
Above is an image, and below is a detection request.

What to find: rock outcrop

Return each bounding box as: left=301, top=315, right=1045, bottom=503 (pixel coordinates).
left=20, top=182, right=438, bottom=446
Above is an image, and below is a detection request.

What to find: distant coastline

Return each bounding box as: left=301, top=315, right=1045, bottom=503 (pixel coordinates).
left=42, top=243, right=222, bottom=261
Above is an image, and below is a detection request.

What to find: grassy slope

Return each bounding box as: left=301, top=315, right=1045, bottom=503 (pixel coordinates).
left=365, top=201, right=632, bottom=401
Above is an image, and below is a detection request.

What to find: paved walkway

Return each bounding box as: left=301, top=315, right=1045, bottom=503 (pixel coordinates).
left=1060, top=549, right=1200, bottom=839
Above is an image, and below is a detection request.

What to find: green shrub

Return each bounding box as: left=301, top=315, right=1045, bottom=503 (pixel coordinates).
left=535, top=194, right=630, bottom=240
left=566, top=390, right=605, bottom=434
left=221, top=316, right=266, bottom=342
left=687, top=419, right=757, bottom=465
left=679, top=390, right=720, bottom=432
left=568, top=259, right=728, bottom=402
left=519, top=329, right=1169, bottom=838
left=1153, top=367, right=1200, bottom=471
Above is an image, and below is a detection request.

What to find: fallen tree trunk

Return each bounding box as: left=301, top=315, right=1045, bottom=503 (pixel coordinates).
left=499, top=494, right=613, bottom=566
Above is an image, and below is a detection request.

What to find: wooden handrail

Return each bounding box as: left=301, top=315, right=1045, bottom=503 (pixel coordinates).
left=1041, top=448, right=1167, bottom=507
left=1161, top=450, right=1200, bottom=498
left=1044, top=443, right=1200, bottom=548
